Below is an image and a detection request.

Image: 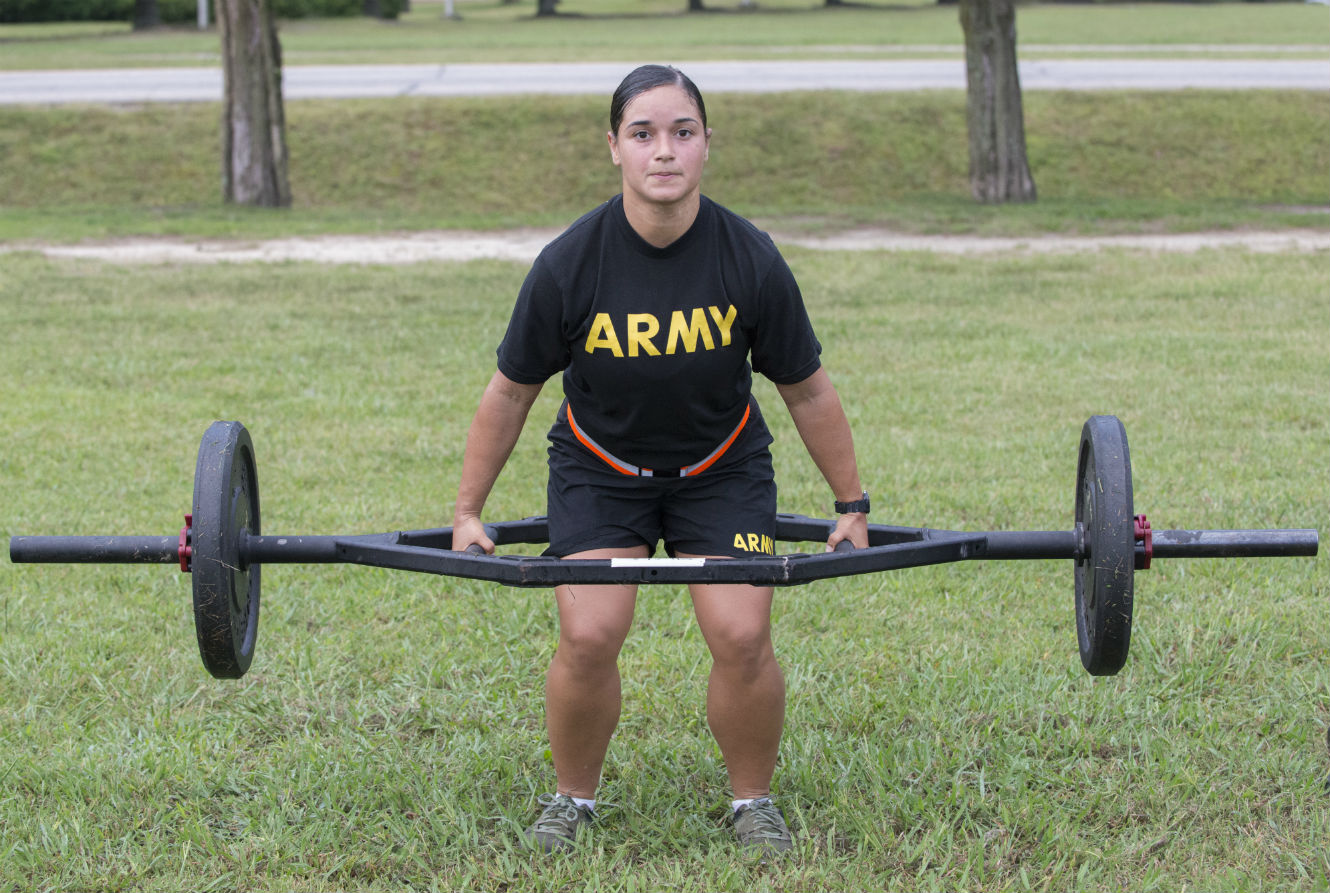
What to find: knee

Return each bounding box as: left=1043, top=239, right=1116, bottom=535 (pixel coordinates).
left=556, top=621, right=628, bottom=670
left=707, top=623, right=775, bottom=676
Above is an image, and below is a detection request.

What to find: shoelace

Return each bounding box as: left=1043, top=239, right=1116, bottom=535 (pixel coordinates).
left=737, top=800, right=787, bottom=839
left=532, top=794, right=591, bottom=834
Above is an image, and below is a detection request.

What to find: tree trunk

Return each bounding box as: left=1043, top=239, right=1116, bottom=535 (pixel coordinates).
left=959, top=0, right=1036, bottom=203
left=132, top=0, right=160, bottom=30
left=218, top=0, right=291, bottom=207
left=688, top=0, right=706, bottom=10
left=535, top=0, right=558, bottom=15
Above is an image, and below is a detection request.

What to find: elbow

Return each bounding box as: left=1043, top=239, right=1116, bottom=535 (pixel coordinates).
left=776, top=367, right=835, bottom=410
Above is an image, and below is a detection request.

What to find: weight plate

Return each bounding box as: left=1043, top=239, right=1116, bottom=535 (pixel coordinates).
left=191, top=421, right=261, bottom=679
left=1074, top=415, right=1134, bottom=676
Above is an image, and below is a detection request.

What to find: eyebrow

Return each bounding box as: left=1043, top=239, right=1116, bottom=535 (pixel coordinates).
left=627, top=117, right=701, bottom=128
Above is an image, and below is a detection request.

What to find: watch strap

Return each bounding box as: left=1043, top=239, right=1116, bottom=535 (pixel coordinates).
left=834, top=491, right=870, bottom=514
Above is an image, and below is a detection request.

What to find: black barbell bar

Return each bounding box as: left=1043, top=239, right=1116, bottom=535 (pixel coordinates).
left=10, top=536, right=180, bottom=564
left=6, top=416, right=1319, bottom=680
left=11, top=522, right=1317, bottom=569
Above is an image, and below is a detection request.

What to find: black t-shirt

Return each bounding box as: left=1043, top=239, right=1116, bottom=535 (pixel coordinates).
left=496, top=195, right=822, bottom=469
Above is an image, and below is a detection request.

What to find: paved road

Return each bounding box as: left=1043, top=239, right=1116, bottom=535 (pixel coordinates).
left=1, top=59, right=1326, bottom=104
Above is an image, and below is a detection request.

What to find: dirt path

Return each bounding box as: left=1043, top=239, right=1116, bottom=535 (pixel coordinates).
left=5, top=228, right=1330, bottom=265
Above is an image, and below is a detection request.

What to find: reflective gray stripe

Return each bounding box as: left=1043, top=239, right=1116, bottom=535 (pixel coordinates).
left=566, top=403, right=749, bottom=478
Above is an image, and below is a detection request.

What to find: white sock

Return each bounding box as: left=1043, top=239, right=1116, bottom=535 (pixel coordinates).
left=561, top=793, right=596, bottom=812
left=732, top=796, right=770, bottom=815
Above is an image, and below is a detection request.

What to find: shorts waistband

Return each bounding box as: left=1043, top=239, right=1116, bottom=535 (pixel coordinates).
left=566, top=402, right=751, bottom=478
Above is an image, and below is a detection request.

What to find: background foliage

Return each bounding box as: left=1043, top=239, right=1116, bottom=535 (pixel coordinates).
left=0, top=0, right=363, bottom=24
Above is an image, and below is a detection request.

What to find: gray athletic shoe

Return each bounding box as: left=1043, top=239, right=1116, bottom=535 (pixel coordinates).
left=733, top=798, right=793, bottom=855
left=524, top=794, right=594, bottom=853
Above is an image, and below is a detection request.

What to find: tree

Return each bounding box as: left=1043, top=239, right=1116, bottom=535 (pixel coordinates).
left=218, top=0, right=291, bottom=207
left=363, top=0, right=403, bottom=18
left=132, top=0, right=160, bottom=30
left=958, top=0, right=1036, bottom=203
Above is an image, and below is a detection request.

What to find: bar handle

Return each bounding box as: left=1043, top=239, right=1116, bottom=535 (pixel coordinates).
left=1152, top=528, right=1318, bottom=559
left=10, top=536, right=179, bottom=564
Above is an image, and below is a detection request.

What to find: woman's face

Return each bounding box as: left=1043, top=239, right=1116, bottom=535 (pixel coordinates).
left=608, top=83, right=711, bottom=211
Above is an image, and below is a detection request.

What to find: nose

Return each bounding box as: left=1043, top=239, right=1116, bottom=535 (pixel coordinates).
left=654, top=134, right=676, bottom=161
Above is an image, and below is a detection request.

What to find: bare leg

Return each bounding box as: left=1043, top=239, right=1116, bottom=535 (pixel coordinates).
left=684, top=568, right=784, bottom=800
left=544, top=545, right=645, bottom=798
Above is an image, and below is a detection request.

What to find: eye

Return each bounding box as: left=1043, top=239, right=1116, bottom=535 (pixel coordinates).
left=675, top=128, right=693, bottom=139
left=631, top=129, right=651, bottom=141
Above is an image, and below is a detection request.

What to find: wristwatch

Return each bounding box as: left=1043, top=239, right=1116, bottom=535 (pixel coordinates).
left=834, top=490, right=870, bottom=515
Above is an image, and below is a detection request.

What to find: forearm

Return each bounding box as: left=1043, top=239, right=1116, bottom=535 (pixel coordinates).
left=454, top=371, right=543, bottom=523
left=775, top=368, right=864, bottom=504
left=776, top=367, right=869, bottom=550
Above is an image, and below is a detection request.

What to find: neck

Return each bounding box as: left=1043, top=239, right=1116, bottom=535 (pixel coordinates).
left=622, top=192, right=701, bottom=249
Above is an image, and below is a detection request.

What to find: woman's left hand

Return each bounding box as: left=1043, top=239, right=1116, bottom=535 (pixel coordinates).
left=826, top=512, right=869, bottom=552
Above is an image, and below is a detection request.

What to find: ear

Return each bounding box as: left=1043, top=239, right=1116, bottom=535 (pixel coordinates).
left=704, top=127, right=712, bottom=162
left=607, top=131, right=621, bottom=167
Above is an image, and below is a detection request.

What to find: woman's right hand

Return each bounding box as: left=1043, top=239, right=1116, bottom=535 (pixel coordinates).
left=451, top=514, right=494, bottom=554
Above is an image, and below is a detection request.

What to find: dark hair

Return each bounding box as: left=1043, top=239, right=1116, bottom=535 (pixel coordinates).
left=609, top=65, right=707, bottom=137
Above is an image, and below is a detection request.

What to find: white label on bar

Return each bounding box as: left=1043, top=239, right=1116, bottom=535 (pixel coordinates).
left=610, top=558, right=707, bottom=568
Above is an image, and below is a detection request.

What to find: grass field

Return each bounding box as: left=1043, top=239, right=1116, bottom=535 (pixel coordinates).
left=1, top=4, right=1328, bottom=888
left=1, top=90, right=1327, bottom=242
left=1, top=244, right=1327, bottom=890
left=0, top=0, right=1325, bottom=68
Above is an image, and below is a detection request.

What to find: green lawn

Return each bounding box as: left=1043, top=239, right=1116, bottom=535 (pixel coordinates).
left=1, top=245, right=1326, bottom=890
left=1, top=90, right=1326, bottom=241
left=0, top=0, right=1324, bottom=69
left=0, top=3, right=1327, bottom=887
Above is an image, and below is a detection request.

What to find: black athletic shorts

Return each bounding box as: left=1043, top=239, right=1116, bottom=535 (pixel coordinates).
left=544, top=411, right=778, bottom=560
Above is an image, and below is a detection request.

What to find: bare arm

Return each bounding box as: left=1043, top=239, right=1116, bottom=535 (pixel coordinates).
left=451, top=370, right=544, bottom=553
left=775, top=366, right=869, bottom=550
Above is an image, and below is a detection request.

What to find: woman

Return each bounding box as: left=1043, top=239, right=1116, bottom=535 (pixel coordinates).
left=450, top=64, right=869, bottom=855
